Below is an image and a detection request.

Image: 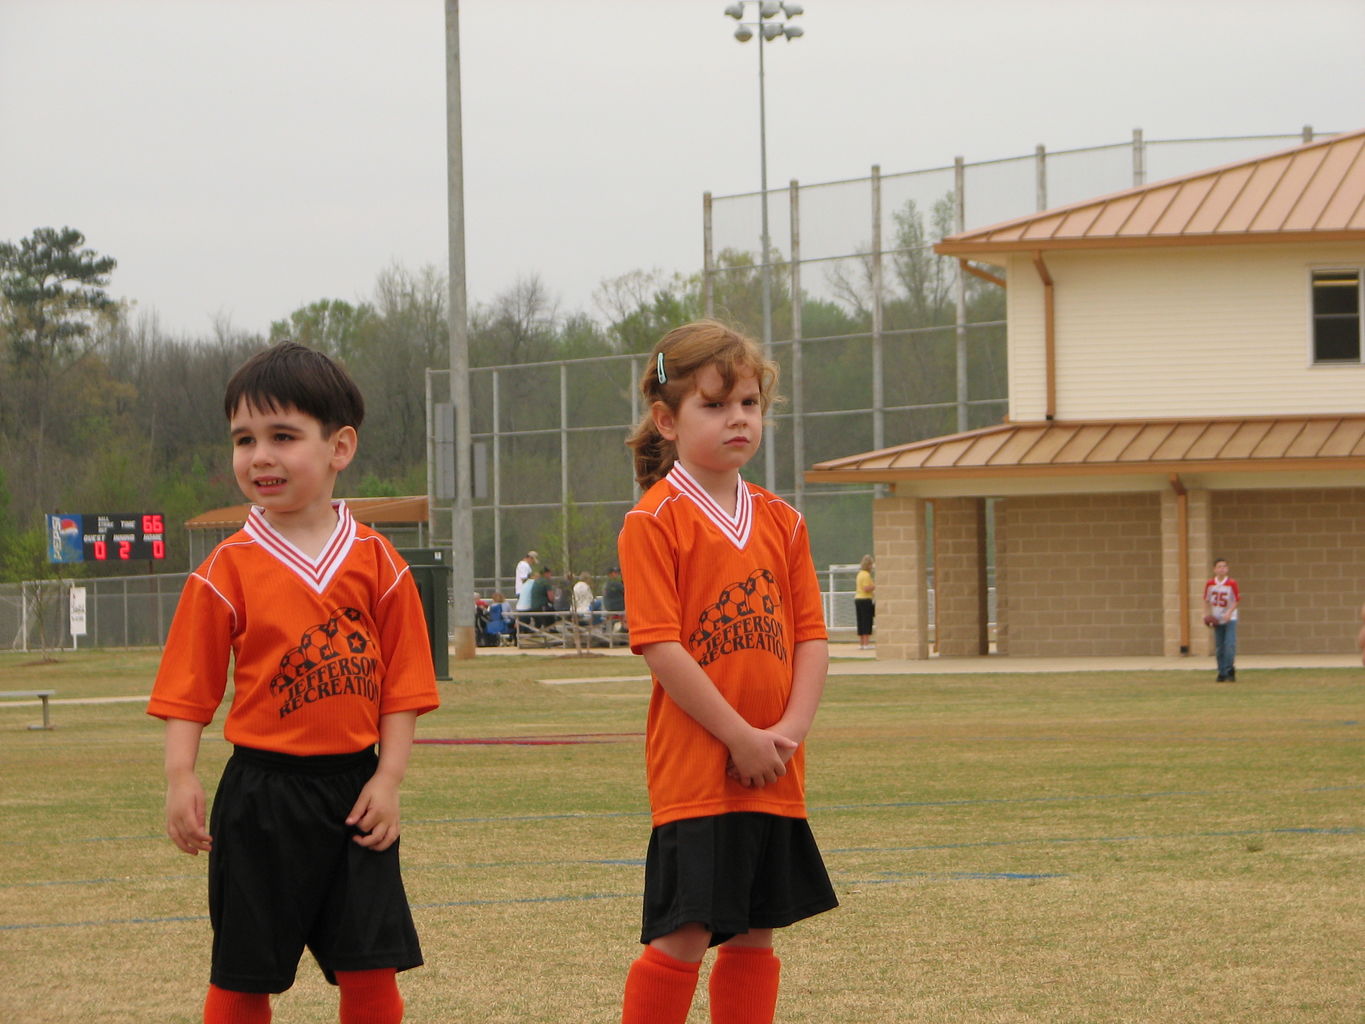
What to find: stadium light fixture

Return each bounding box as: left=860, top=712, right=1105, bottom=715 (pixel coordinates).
left=722, top=0, right=804, bottom=491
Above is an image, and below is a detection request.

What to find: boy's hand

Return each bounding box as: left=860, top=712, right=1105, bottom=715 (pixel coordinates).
left=347, top=774, right=401, bottom=851
left=166, top=772, right=212, bottom=855
left=725, top=726, right=798, bottom=789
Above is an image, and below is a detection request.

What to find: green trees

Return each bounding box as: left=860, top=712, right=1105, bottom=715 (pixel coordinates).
left=0, top=226, right=119, bottom=366
left=0, top=228, right=127, bottom=561
left=0, top=201, right=1008, bottom=583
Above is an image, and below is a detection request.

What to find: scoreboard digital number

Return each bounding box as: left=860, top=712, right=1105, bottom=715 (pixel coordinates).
left=47, top=513, right=168, bottom=564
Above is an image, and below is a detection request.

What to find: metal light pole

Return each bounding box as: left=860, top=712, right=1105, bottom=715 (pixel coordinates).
left=444, top=0, right=475, bottom=660
left=725, top=2, right=803, bottom=494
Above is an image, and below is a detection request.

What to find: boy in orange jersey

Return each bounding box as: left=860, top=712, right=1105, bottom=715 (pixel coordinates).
left=147, top=342, right=440, bottom=1024
left=617, top=321, right=837, bottom=1024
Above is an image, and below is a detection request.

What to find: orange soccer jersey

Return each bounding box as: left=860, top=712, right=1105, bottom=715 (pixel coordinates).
left=148, top=502, right=439, bottom=755
left=618, top=464, right=828, bottom=827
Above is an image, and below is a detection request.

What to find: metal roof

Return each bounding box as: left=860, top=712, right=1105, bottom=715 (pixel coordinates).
left=185, top=495, right=429, bottom=529
left=806, top=415, right=1365, bottom=484
left=936, top=129, right=1365, bottom=256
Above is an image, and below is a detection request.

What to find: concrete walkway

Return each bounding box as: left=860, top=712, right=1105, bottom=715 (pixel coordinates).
left=1, top=646, right=1353, bottom=711
left=478, top=640, right=1362, bottom=680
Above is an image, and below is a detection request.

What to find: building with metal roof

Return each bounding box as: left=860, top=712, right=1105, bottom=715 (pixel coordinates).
left=808, top=130, right=1365, bottom=661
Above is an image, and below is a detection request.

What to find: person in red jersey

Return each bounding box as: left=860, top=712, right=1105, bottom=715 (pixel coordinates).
left=617, top=320, right=836, bottom=1024
left=1203, top=557, right=1241, bottom=682
left=148, top=342, right=439, bottom=1024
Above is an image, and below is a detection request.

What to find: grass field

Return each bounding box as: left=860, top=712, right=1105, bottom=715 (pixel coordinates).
left=1, top=648, right=1362, bottom=1023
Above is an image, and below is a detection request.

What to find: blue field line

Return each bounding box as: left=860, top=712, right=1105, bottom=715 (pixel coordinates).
left=390, top=781, right=1365, bottom=827
left=12, top=824, right=1359, bottom=896
left=872, top=733, right=1363, bottom=745
left=2, top=872, right=202, bottom=889
left=0, top=914, right=207, bottom=932
left=812, top=782, right=1365, bottom=815
left=412, top=891, right=634, bottom=912
left=0, top=890, right=640, bottom=932
left=416, top=809, right=650, bottom=826
left=5, top=826, right=1360, bottom=931
left=8, top=781, right=1364, bottom=850
left=825, top=825, right=1365, bottom=856
left=850, top=871, right=1069, bottom=883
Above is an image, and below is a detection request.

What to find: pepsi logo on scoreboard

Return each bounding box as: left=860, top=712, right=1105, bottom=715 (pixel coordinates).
left=47, top=513, right=167, bottom=564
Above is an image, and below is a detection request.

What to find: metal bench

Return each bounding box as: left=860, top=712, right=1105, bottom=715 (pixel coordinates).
left=0, top=689, right=57, bottom=730
left=512, top=611, right=566, bottom=648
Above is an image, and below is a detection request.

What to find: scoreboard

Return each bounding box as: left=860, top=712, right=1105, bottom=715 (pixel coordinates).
left=47, top=513, right=168, bottom=564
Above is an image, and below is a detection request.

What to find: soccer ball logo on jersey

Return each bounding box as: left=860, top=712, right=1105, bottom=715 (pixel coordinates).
left=689, top=568, right=787, bottom=668
left=269, top=606, right=381, bottom=718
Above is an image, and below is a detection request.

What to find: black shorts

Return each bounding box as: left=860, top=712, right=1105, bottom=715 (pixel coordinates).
left=207, top=746, right=424, bottom=993
left=855, top=598, right=875, bottom=635
left=640, top=812, right=838, bottom=947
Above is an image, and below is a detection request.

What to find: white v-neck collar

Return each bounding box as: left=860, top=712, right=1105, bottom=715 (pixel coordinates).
left=244, top=501, right=356, bottom=594
left=667, top=464, right=753, bottom=550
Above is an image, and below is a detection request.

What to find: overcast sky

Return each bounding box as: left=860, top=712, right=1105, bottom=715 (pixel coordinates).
left=2, top=0, right=1362, bottom=338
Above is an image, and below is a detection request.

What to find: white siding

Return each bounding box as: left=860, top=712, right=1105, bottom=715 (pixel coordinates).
left=1005, top=257, right=1047, bottom=420
left=1004, top=242, right=1365, bottom=421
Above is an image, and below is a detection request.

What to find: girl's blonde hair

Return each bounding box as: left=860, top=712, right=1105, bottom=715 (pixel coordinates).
left=625, top=320, right=779, bottom=489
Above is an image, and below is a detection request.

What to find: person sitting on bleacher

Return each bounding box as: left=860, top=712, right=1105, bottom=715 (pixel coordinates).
left=484, top=592, right=514, bottom=645
left=527, top=567, right=556, bottom=617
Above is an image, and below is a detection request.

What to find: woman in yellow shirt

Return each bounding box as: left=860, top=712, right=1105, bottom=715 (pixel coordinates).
left=854, top=555, right=875, bottom=649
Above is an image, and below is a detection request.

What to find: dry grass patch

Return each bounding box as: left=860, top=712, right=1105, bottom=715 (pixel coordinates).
left=0, top=651, right=1360, bottom=1021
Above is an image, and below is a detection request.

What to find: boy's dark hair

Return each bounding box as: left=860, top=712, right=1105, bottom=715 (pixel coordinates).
left=223, top=341, right=365, bottom=436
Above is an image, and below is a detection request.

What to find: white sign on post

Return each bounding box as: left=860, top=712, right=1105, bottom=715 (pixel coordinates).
left=70, top=586, right=87, bottom=646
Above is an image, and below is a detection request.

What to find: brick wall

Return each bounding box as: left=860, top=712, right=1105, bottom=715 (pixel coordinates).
left=998, top=492, right=1164, bottom=657
left=872, top=496, right=929, bottom=659
left=994, top=497, right=1010, bottom=654
left=1211, top=488, right=1365, bottom=654
left=934, top=497, right=988, bottom=656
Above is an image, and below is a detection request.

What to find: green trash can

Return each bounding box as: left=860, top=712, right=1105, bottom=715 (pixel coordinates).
left=398, top=548, right=450, bottom=681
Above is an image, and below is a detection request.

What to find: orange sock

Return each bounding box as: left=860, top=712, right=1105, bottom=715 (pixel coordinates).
left=203, top=984, right=271, bottom=1024
left=337, top=968, right=404, bottom=1024
left=707, top=945, right=780, bottom=1024
left=622, top=944, right=701, bottom=1024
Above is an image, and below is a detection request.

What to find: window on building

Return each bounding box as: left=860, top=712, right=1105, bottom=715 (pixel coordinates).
left=1312, top=269, right=1362, bottom=363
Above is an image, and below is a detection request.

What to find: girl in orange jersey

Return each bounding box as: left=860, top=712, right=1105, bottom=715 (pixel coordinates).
left=617, top=321, right=837, bottom=1024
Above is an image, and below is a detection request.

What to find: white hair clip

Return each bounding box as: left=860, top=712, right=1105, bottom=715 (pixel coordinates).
left=656, top=352, right=667, bottom=384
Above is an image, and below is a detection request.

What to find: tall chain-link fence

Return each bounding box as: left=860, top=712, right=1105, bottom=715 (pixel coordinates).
left=0, top=574, right=186, bottom=653
left=8, top=130, right=1324, bottom=649
left=430, top=128, right=1323, bottom=596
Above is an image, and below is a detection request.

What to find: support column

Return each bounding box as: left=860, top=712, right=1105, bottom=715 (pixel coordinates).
left=1187, top=490, right=1213, bottom=657
left=933, top=497, right=989, bottom=656
left=1164, top=487, right=1213, bottom=656
left=993, top=498, right=1008, bottom=655
left=873, top=494, right=929, bottom=660
left=1160, top=488, right=1182, bottom=657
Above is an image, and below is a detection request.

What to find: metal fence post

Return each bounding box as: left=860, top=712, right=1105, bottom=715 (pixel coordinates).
left=790, top=177, right=804, bottom=510
left=871, top=164, right=885, bottom=453
left=703, top=191, right=715, bottom=319
left=492, top=368, right=503, bottom=594
left=955, top=155, right=969, bottom=433
left=628, top=356, right=641, bottom=495
left=560, top=362, right=570, bottom=573
left=1035, top=144, right=1047, bottom=211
